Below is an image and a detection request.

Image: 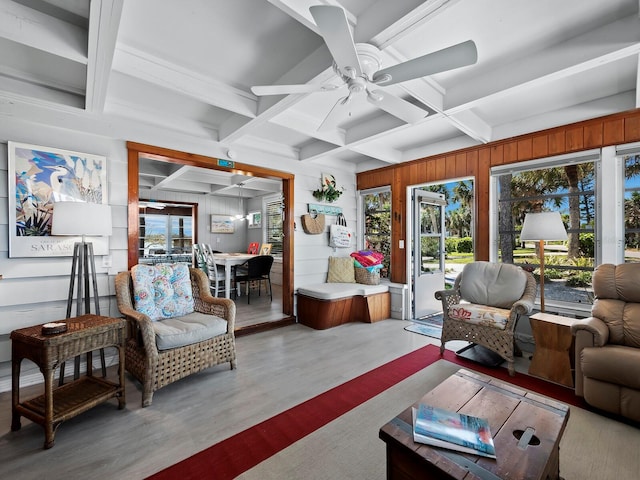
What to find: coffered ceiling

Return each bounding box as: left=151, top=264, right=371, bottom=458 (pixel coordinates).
left=2, top=0, right=639, bottom=184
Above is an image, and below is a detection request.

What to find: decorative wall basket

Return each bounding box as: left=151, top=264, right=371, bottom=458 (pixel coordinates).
left=301, top=213, right=325, bottom=234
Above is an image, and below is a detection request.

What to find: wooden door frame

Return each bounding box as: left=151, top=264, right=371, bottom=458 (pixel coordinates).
left=126, top=141, right=295, bottom=316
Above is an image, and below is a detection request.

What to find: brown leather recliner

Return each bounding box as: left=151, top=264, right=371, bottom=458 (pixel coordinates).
left=572, top=263, right=640, bottom=422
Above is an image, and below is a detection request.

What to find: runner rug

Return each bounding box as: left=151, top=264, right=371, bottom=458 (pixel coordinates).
left=147, top=344, right=585, bottom=480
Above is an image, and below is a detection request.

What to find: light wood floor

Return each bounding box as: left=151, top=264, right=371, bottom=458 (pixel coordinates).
left=233, top=283, right=287, bottom=330
left=0, top=319, right=436, bottom=479
left=3, top=317, right=617, bottom=480
left=0, top=320, right=640, bottom=480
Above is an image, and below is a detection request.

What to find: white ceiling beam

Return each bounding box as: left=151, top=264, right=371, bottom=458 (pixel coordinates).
left=0, top=66, right=85, bottom=105
left=299, top=139, right=343, bottom=161
left=106, top=97, right=220, bottom=141
left=218, top=45, right=335, bottom=143
left=269, top=109, right=345, bottom=146
left=446, top=14, right=640, bottom=112
left=356, top=0, right=461, bottom=48
left=350, top=143, right=402, bottom=164
left=267, top=0, right=357, bottom=33
left=112, top=45, right=257, bottom=118
left=150, top=165, right=193, bottom=191
left=0, top=0, right=87, bottom=63
left=402, top=134, right=480, bottom=162
left=85, top=0, right=124, bottom=112
left=447, top=110, right=492, bottom=144
left=0, top=92, right=290, bottom=168
left=492, top=91, right=636, bottom=142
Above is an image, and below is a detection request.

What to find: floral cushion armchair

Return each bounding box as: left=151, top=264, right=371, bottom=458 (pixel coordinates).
left=115, top=264, right=236, bottom=406
left=435, top=261, right=536, bottom=375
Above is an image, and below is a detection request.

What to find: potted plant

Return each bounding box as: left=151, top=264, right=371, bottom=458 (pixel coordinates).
left=312, top=173, right=344, bottom=203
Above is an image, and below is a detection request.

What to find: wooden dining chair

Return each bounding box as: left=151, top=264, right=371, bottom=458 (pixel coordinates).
left=259, top=243, right=272, bottom=255
left=193, top=244, right=226, bottom=297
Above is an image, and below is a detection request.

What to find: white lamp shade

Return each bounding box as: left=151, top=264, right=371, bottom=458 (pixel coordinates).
left=520, top=211, right=567, bottom=241
left=52, top=202, right=113, bottom=236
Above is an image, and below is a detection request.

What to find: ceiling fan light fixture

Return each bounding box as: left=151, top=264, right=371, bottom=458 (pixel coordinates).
left=235, top=182, right=245, bottom=220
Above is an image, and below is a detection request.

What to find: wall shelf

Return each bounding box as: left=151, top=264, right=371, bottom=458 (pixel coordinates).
left=307, top=203, right=342, bottom=216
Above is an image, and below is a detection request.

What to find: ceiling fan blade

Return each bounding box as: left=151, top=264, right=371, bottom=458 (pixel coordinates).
left=310, top=5, right=362, bottom=78
left=251, top=84, right=340, bottom=96
left=372, top=40, right=477, bottom=86
left=318, top=95, right=352, bottom=131
left=367, top=90, right=427, bottom=124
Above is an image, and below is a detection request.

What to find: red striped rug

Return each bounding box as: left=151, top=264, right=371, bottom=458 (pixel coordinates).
left=147, top=344, right=584, bottom=480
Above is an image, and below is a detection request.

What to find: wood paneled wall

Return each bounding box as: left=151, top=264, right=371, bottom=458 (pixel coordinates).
left=357, top=108, right=640, bottom=284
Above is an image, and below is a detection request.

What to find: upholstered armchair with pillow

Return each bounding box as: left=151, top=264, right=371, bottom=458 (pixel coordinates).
left=115, top=264, right=236, bottom=407
left=571, top=263, right=640, bottom=422
left=435, top=261, right=536, bottom=376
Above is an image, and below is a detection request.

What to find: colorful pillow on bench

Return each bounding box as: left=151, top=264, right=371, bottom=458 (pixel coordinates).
left=132, top=263, right=194, bottom=321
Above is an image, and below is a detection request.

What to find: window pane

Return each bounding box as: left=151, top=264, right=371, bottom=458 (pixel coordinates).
left=624, top=153, right=640, bottom=263
left=363, top=190, right=391, bottom=277
left=266, top=198, right=283, bottom=255
left=495, top=161, right=595, bottom=309
left=139, top=204, right=194, bottom=263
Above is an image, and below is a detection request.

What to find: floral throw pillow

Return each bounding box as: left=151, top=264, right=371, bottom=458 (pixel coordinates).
left=131, top=263, right=194, bottom=321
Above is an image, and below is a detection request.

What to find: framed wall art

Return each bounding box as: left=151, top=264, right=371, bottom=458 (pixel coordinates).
left=8, top=141, right=109, bottom=258
left=247, top=211, right=262, bottom=229
left=211, top=214, right=235, bottom=233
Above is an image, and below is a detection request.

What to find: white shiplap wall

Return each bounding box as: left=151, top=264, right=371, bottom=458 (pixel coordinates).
left=0, top=117, right=358, bottom=361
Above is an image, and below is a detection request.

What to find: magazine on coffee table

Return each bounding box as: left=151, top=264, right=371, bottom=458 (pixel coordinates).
left=412, top=404, right=496, bottom=459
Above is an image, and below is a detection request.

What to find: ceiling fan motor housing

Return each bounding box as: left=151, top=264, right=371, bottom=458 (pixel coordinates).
left=333, top=43, right=382, bottom=83
left=356, top=43, right=383, bottom=79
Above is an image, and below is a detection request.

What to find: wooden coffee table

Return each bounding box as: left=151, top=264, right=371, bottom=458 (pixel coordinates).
left=379, top=369, right=570, bottom=480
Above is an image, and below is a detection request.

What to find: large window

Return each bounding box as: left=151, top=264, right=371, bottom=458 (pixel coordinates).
left=491, top=152, right=598, bottom=311
left=139, top=203, right=194, bottom=263
left=264, top=195, right=283, bottom=256
left=361, top=188, right=391, bottom=277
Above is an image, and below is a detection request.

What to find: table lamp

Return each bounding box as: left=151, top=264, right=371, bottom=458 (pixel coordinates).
left=52, top=201, right=113, bottom=317
left=520, top=211, right=567, bottom=312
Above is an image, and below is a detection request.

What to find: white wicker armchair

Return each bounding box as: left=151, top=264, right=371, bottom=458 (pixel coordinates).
left=435, top=261, right=536, bottom=375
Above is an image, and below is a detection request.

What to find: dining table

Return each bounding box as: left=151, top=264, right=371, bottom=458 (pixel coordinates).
left=211, top=253, right=257, bottom=299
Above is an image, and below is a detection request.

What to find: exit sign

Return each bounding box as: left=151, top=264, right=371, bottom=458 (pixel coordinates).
left=218, top=159, right=235, bottom=168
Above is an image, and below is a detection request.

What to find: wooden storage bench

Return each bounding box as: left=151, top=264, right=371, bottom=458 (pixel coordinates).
left=297, top=283, right=390, bottom=330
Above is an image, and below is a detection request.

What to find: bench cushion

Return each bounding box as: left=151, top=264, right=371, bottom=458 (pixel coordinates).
left=298, top=282, right=389, bottom=300
left=153, top=312, right=228, bottom=350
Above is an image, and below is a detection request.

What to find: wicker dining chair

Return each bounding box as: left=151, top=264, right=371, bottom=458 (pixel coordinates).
left=435, top=261, right=536, bottom=376
left=115, top=266, right=236, bottom=406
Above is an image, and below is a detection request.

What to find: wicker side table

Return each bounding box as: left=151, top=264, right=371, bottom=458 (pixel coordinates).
left=11, top=314, right=126, bottom=449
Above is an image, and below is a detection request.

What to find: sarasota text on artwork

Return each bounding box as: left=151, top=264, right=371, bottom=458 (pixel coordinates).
left=30, top=238, right=75, bottom=253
